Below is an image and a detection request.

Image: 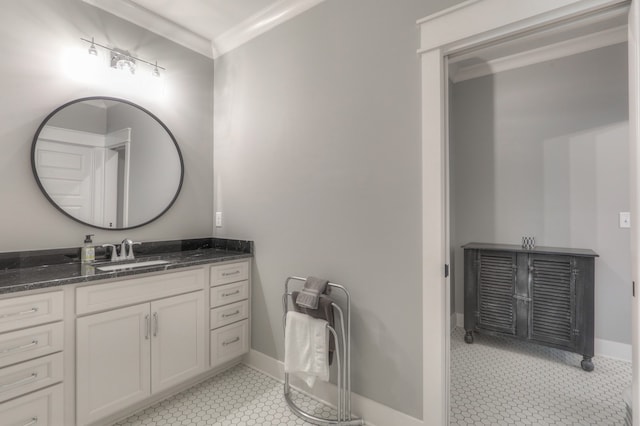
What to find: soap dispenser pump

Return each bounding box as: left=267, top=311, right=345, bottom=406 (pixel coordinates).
left=81, top=234, right=95, bottom=264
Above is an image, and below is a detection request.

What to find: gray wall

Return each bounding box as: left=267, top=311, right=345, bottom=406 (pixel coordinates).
left=450, top=44, right=630, bottom=344
left=47, top=102, right=107, bottom=134
left=214, top=0, right=464, bottom=418
left=107, top=103, right=182, bottom=225
left=0, top=0, right=214, bottom=251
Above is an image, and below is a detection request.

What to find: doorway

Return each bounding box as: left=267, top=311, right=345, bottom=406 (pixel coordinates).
left=447, top=19, right=631, bottom=425
left=418, top=1, right=639, bottom=424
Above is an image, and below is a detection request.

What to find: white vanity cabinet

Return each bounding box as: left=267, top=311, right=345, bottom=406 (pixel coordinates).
left=0, top=291, right=65, bottom=426
left=210, top=261, right=250, bottom=368
left=75, top=268, right=206, bottom=426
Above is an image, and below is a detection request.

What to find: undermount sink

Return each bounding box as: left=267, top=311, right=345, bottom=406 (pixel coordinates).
left=96, top=260, right=170, bottom=272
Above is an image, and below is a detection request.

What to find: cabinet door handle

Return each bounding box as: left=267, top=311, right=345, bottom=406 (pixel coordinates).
left=222, top=336, right=240, bottom=346
left=0, top=339, right=38, bottom=355
left=0, top=307, right=38, bottom=320
left=144, top=315, right=150, bottom=340
left=222, top=270, right=240, bottom=277
left=222, top=290, right=240, bottom=297
left=222, top=310, right=240, bottom=319
left=0, top=372, right=38, bottom=390
left=153, top=312, right=158, bottom=337
left=21, top=417, right=38, bottom=426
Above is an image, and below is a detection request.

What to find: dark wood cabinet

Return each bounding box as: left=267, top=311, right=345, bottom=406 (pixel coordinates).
left=463, top=243, right=598, bottom=371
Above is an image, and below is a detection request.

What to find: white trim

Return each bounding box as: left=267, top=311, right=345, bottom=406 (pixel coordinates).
left=450, top=25, right=627, bottom=82
left=243, top=349, right=422, bottom=426
left=39, top=126, right=105, bottom=148
left=214, top=0, right=326, bottom=57
left=453, top=314, right=632, bottom=362
left=450, top=313, right=458, bottom=333
left=418, top=0, right=627, bottom=55
left=82, top=0, right=326, bottom=59
left=456, top=313, right=464, bottom=329
left=596, top=338, right=633, bottom=362
left=81, top=0, right=214, bottom=58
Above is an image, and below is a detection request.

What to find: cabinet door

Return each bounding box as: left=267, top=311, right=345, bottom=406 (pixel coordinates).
left=151, top=291, right=205, bottom=393
left=0, top=383, right=63, bottom=426
left=76, top=303, right=151, bottom=426
left=529, top=254, right=576, bottom=349
left=477, top=251, right=517, bottom=335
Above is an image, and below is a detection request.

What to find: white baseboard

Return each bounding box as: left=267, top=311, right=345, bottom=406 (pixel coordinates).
left=595, top=338, right=632, bottom=362
left=452, top=313, right=631, bottom=362
left=243, top=349, right=424, bottom=426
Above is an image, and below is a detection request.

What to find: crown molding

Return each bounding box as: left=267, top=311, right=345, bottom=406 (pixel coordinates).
left=82, top=0, right=215, bottom=58
left=449, top=25, right=627, bottom=83
left=213, top=0, right=326, bottom=57
left=82, top=0, right=326, bottom=59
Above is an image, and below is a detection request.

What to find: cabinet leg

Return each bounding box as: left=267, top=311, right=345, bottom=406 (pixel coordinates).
left=464, top=331, right=474, bottom=344
left=581, top=356, right=594, bottom=372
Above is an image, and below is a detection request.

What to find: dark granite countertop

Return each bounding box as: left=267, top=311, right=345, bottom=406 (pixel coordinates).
left=0, top=238, right=253, bottom=295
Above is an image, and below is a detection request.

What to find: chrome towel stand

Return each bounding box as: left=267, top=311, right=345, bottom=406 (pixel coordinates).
left=282, top=276, right=364, bottom=426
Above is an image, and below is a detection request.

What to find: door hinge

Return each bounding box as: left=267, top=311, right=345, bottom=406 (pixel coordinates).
left=633, top=281, right=636, bottom=297
left=573, top=329, right=581, bottom=336
left=444, top=264, right=450, bottom=278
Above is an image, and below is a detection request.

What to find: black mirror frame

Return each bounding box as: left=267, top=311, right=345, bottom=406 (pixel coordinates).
left=31, top=96, right=185, bottom=231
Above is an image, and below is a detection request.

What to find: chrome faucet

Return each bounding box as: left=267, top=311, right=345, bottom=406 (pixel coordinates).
left=102, top=239, right=141, bottom=261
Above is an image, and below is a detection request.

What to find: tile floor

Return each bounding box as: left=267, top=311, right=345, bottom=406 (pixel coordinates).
left=115, top=330, right=632, bottom=425
left=114, top=364, right=335, bottom=426
left=450, top=327, right=632, bottom=425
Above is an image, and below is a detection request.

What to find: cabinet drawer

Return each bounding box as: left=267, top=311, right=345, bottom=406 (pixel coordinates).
left=0, top=352, right=63, bottom=404
left=0, top=382, right=63, bottom=426
left=76, top=268, right=205, bottom=315
left=211, top=261, right=249, bottom=286
left=210, top=320, right=248, bottom=368
left=210, top=281, right=248, bottom=308
left=0, top=322, right=64, bottom=369
left=0, top=292, right=63, bottom=334
left=210, top=300, right=248, bottom=330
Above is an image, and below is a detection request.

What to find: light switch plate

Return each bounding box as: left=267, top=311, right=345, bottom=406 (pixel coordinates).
left=215, top=212, right=222, bottom=227
left=620, top=212, right=631, bottom=228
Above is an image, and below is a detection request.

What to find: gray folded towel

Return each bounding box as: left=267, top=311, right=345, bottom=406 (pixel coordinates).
left=292, top=291, right=335, bottom=365
left=295, top=276, right=329, bottom=310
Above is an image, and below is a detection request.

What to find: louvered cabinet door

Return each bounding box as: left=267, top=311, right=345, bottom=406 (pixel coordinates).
left=528, top=254, right=576, bottom=349
left=476, top=252, right=517, bottom=335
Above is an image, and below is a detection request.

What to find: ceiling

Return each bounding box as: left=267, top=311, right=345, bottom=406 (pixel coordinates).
left=82, top=0, right=326, bottom=58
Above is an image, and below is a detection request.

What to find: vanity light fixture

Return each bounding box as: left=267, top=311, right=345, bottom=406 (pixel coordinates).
left=87, top=37, right=98, bottom=56
left=80, top=37, right=166, bottom=77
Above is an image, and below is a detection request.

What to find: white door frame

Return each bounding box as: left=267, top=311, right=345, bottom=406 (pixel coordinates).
left=418, top=0, right=638, bottom=424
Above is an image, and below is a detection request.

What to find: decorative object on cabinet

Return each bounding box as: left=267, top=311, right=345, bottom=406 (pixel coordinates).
left=31, top=97, right=183, bottom=230
left=463, top=243, right=598, bottom=371
left=0, top=291, right=65, bottom=425
left=282, top=276, right=364, bottom=426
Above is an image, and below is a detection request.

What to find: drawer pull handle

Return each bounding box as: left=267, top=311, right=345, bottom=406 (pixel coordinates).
left=222, top=270, right=241, bottom=277
left=0, top=307, right=38, bottom=320
left=222, top=337, right=240, bottom=346
left=222, top=290, right=240, bottom=297
left=22, top=417, right=38, bottom=426
left=0, top=372, right=38, bottom=390
left=0, top=339, right=38, bottom=355
left=153, top=312, right=159, bottom=337
left=222, top=310, right=240, bottom=318
left=144, top=315, right=150, bottom=340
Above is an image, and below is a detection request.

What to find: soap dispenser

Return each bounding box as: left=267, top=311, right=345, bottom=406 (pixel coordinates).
left=81, top=234, right=95, bottom=263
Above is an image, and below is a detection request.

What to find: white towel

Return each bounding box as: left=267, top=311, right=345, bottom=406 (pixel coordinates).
left=284, top=311, right=330, bottom=387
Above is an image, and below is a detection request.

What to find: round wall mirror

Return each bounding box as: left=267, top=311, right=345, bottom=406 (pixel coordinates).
left=31, top=96, right=184, bottom=230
